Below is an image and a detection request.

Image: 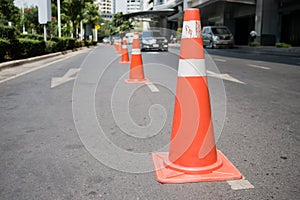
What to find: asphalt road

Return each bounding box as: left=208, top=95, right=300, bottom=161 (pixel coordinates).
left=0, top=45, right=299, bottom=199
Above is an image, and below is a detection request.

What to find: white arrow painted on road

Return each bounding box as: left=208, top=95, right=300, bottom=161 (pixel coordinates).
left=207, top=70, right=245, bottom=85
left=51, top=68, right=80, bottom=88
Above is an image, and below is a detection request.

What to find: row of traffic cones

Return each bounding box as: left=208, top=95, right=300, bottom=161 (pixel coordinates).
left=111, top=8, right=243, bottom=184
left=113, top=32, right=149, bottom=83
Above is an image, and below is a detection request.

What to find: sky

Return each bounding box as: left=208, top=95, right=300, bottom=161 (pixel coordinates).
left=14, top=0, right=37, bottom=8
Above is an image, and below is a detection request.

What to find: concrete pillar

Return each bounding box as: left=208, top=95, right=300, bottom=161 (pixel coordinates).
left=254, top=0, right=263, bottom=42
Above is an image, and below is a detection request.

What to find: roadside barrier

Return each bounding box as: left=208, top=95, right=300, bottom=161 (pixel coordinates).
left=120, top=36, right=130, bottom=63
left=125, top=32, right=149, bottom=83
left=152, top=8, right=242, bottom=184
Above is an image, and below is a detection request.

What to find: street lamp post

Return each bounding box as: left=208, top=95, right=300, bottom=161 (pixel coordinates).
left=183, top=0, right=188, bottom=11
left=57, top=0, right=61, bottom=37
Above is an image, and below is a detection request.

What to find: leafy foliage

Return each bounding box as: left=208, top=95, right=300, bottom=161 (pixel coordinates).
left=0, top=38, right=10, bottom=61
left=0, top=25, right=17, bottom=40
left=0, top=0, right=21, bottom=26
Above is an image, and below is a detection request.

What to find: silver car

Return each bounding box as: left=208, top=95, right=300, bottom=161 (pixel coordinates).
left=202, top=26, right=234, bottom=48
left=141, top=30, right=168, bottom=51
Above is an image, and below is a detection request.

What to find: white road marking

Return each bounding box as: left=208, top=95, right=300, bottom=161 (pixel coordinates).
left=0, top=52, right=82, bottom=85
left=247, top=64, right=270, bottom=70
left=146, top=82, right=159, bottom=92
left=51, top=68, right=80, bottom=88
left=227, top=179, right=255, bottom=190
left=214, top=58, right=227, bottom=62
left=207, top=70, right=245, bottom=84
left=145, top=52, right=160, bottom=54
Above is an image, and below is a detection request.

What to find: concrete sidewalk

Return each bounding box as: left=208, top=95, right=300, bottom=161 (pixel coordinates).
left=169, top=43, right=300, bottom=57
left=234, top=45, right=300, bottom=57
left=0, top=46, right=98, bottom=71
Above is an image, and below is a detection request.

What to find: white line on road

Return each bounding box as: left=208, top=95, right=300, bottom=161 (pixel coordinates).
left=0, top=51, right=86, bottom=85
left=0, top=58, right=64, bottom=84
left=207, top=70, right=245, bottom=85
left=247, top=64, right=270, bottom=70
left=51, top=68, right=80, bottom=88
left=227, top=179, right=255, bottom=190
left=146, top=82, right=159, bottom=92
left=214, top=58, right=227, bottom=62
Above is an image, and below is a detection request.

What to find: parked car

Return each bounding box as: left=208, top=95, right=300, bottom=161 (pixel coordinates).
left=202, top=26, right=234, bottom=48
left=141, top=30, right=168, bottom=51
left=102, top=37, right=111, bottom=44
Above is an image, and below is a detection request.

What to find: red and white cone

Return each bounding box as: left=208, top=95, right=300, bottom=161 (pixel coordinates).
left=152, top=8, right=243, bottom=184
left=120, top=36, right=130, bottom=63
left=125, top=32, right=149, bottom=83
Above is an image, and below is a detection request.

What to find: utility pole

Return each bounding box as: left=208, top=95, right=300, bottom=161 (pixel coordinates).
left=57, top=0, right=61, bottom=37
left=183, top=0, right=188, bottom=11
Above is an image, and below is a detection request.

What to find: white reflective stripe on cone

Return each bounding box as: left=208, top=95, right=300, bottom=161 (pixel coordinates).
left=132, top=49, right=141, bottom=55
left=122, top=45, right=128, bottom=49
left=133, top=35, right=139, bottom=39
left=178, top=59, right=206, bottom=77
left=182, top=20, right=202, bottom=39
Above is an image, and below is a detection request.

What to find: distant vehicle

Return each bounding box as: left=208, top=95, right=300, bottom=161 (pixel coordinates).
left=141, top=30, right=168, bottom=51
left=102, top=37, right=111, bottom=44
left=202, top=26, right=234, bottom=48
left=125, top=32, right=134, bottom=44
left=111, top=36, right=121, bottom=45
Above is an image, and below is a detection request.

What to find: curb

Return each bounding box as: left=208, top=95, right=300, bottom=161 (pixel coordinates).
left=234, top=46, right=300, bottom=57
left=0, top=46, right=94, bottom=71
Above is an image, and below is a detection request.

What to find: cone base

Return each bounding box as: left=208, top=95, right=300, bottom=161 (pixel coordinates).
left=119, top=60, right=130, bottom=63
left=125, top=78, right=149, bottom=83
left=152, top=151, right=243, bottom=184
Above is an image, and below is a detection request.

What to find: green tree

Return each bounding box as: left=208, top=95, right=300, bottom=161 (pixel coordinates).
left=111, top=12, right=132, bottom=35
left=0, top=0, right=21, bottom=26
left=61, top=0, right=86, bottom=37
left=82, top=2, right=101, bottom=26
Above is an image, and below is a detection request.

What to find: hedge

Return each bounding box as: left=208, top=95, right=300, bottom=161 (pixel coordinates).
left=0, top=27, right=98, bottom=62
left=19, top=33, right=45, bottom=41
left=276, top=42, right=292, bottom=48
left=0, top=25, right=17, bottom=41
left=0, top=38, right=10, bottom=61
left=45, top=41, right=58, bottom=53
left=15, top=38, right=46, bottom=59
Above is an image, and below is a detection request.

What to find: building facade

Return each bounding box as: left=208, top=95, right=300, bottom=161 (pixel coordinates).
left=151, top=0, right=300, bottom=46
left=127, top=0, right=143, bottom=13
left=97, top=0, right=115, bottom=20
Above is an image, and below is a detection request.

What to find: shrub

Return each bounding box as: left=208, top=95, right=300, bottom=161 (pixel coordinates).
left=15, top=38, right=46, bottom=59
left=275, top=42, right=291, bottom=48
left=66, top=37, right=76, bottom=50
left=0, top=38, right=10, bottom=62
left=51, top=37, right=76, bottom=51
left=75, top=40, right=85, bottom=48
left=92, top=41, right=98, bottom=46
left=19, top=33, right=44, bottom=41
left=45, top=41, right=57, bottom=53
left=0, top=25, right=17, bottom=40
left=84, top=40, right=93, bottom=47
left=249, top=42, right=260, bottom=47
left=176, top=28, right=182, bottom=42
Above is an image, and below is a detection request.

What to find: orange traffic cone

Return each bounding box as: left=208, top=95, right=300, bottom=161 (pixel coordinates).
left=117, top=39, right=122, bottom=55
left=152, top=8, right=242, bottom=184
left=120, top=36, right=130, bottom=63
left=125, top=32, right=148, bottom=83
left=114, top=40, right=117, bottom=51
